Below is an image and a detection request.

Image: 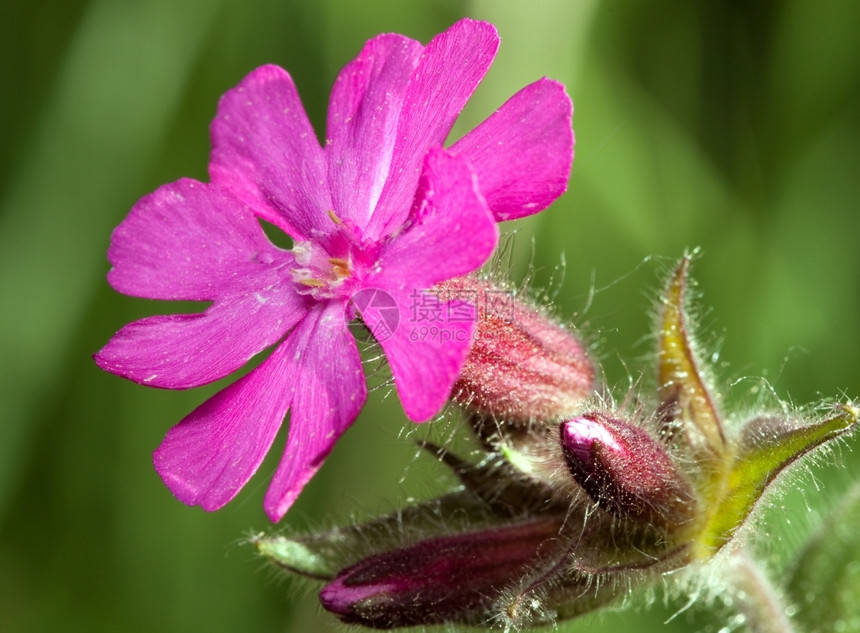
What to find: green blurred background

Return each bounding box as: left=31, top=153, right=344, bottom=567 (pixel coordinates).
left=2, top=0, right=859, bottom=631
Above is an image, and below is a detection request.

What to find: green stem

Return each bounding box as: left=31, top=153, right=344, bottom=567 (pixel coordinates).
left=729, top=550, right=796, bottom=633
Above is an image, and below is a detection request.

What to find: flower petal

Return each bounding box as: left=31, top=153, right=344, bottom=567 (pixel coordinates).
left=107, top=178, right=284, bottom=301
left=264, top=302, right=366, bottom=521
left=152, top=302, right=361, bottom=516
left=326, top=34, right=423, bottom=230
left=373, top=148, right=499, bottom=290
left=95, top=286, right=307, bottom=389
left=152, top=328, right=301, bottom=513
left=451, top=78, right=574, bottom=221
left=367, top=287, right=475, bottom=422
left=364, top=149, right=497, bottom=422
left=209, top=65, right=331, bottom=240
left=365, top=19, right=500, bottom=240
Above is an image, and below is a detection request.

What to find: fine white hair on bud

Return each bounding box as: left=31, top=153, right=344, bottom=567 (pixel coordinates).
left=437, top=275, right=596, bottom=426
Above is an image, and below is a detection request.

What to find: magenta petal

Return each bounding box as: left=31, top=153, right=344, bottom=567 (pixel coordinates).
left=209, top=65, right=331, bottom=240
left=373, top=148, right=498, bottom=290
left=451, top=78, right=574, bottom=221
left=326, top=34, right=423, bottom=230
left=263, top=302, right=367, bottom=521
left=95, top=286, right=306, bottom=389
left=366, top=149, right=496, bottom=422
left=152, top=329, right=304, bottom=513
left=365, top=19, right=500, bottom=240
left=370, top=288, right=475, bottom=422
left=107, top=179, right=283, bottom=301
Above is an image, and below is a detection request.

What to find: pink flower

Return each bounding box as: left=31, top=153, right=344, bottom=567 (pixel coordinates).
left=95, top=18, right=573, bottom=522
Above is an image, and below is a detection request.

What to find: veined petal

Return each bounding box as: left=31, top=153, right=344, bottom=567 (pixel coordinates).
left=95, top=286, right=307, bottom=389
left=107, top=178, right=285, bottom=301
left=152, top=328, right=303, bottom=513
left=365, top=19, right=500, bottom=240
left=373, top=148, right=498, bottom=290
left=264, top=301, right=366, bottom=521
left=368, top=287, right=475, bottom=423
left=209, top=65, right=331, bottom=240
left=451, top=78, right=574, bottom=221
left=326, top=34, right=423, bottom=230
left=359, top=149, right=495, bottom=422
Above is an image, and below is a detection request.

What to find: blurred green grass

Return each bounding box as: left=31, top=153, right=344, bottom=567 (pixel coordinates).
left=1, top=0, right=858, bottom=631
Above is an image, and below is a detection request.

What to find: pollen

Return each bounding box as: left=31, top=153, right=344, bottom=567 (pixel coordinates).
left=329, top=257, right=351, bottom=279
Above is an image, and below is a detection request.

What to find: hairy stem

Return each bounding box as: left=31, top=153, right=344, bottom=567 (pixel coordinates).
left=729, top=550, right=796, bottom=633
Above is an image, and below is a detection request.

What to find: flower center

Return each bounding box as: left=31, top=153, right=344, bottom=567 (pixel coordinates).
left=290, top=241, right=353, bottom=299
left=289, top=210, right=376, bottom=300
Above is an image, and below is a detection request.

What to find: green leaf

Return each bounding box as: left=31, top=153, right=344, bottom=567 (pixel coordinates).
left=253, top=534, right=336, bottom=580
left=698, top=404, right=857, bottom=553
left=657, top=255, right=726, bottom=458
left=786, top=480, right=860, bottom=633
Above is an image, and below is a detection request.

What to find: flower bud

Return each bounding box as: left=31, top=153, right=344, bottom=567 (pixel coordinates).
left=436, top=276, right=594, bottom=426
left=319, top=519, right=564, bottom=629
left=560, top=412, right=697, bottom=529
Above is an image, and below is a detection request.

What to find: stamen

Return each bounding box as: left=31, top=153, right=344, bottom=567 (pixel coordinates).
left=329, top=257, right=351, bottom=279
left=289, top=230, right=355, bottom=297
left=327, top=209, right=343, bottom=225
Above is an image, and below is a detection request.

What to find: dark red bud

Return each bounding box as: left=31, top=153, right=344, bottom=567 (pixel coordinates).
left=319, top=519, right=562, bottom=629
left=560, top=412, right=697, bottom=529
